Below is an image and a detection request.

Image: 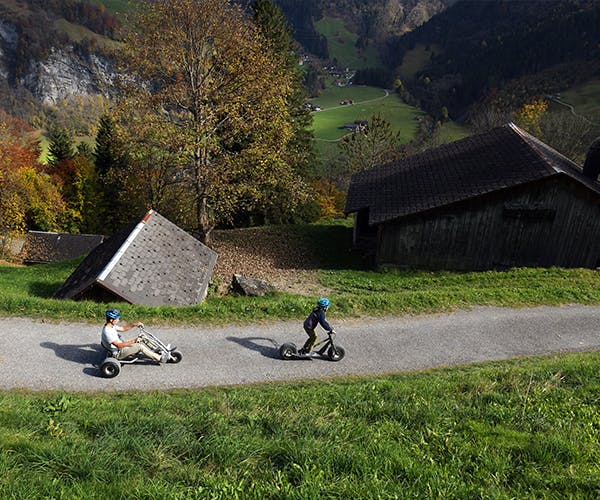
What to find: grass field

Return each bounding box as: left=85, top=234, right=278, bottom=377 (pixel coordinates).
left=397, top=43, right=442, bottom=81
left=0, top=351, right=598, bottom=497
left=88, top=0, right=138, bottom=20
left=310, top=85, right=424, bottom=158
left=558, top=79, right=600, bottom=121
left=436, top=120, right=472, bottom=143
left=315, top=17, right=383, bottom=70
left=53, top=18, right=121, bottom=50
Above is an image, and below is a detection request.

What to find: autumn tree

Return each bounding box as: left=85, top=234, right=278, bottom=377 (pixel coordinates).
left=117, top=0, right=308, bottom=243
left=0, top=112, right=65, bottom=246
left=513, top=99, right=548, bottom=137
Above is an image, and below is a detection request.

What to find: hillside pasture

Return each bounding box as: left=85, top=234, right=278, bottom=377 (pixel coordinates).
left=558, top=79, right=600, bottom=122
left=310, top=85, right=423, bottom=150
left=315, top=16, right=383, bottom=70
left=397, top=43, right=442, bottom=80
left=53, top=18, right=120, bottom=50
left=88, top=0, right=138, bottom=20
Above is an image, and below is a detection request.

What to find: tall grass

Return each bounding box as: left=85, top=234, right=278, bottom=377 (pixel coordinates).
left=0, top=352, right=598, bottom=498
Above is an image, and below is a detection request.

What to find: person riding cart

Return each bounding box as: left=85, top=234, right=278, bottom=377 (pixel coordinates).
left=101, top=308, right=168, bottom=364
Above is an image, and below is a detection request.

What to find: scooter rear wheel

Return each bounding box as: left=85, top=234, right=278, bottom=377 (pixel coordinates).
left=327, top=345, right=345, bottom=361
left=279, top=343, right=297, bottom=360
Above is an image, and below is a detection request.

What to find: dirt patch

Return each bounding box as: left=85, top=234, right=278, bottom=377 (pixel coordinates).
left=209, top=227, right=330, bottom=296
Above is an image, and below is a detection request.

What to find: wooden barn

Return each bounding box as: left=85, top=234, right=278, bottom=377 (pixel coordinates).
left=345, top=123, right=600, bottom=270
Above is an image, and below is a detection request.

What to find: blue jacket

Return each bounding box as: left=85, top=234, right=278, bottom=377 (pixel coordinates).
left=304, top=307, right=332, bottom=332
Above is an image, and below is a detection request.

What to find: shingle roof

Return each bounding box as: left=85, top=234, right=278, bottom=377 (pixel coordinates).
left=21, top=231, right=104, bottom=264
left=54, top=210, right=217, bottom=306
left=345, top=123, right=600, bottom=226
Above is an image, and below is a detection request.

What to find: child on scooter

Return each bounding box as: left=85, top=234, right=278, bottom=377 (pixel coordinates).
left=299, top=298, right=335, bottom=355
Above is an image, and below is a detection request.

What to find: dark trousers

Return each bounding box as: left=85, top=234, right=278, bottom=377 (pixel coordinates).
left=302, top=327, right=317, bottom=352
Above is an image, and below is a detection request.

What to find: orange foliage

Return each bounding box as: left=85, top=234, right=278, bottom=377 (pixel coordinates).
left=514, top=98, right=548, bottom=137
left=312, top=178, right=345, bottom=219
left=0, top=111, right=65, bottom=233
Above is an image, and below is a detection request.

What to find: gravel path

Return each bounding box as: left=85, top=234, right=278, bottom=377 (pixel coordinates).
left=1, top=304, right=599, bottom=392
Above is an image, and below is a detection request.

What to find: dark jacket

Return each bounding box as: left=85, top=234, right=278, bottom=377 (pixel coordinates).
left=303, top=307, right=332, bottom=332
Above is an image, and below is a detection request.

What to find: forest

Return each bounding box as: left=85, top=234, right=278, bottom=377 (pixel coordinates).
left=0, top=0, right=326, bottom=248
left=390, top=0, right=600, bottom=118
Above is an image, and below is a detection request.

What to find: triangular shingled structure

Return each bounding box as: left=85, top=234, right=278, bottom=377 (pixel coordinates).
left=346, top=122, right=600, bottom=226
left=54, top=210, right=217, bottom=306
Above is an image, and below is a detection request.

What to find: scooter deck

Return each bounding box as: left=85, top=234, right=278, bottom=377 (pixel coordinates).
left=290, top=351, right=317, bottom=359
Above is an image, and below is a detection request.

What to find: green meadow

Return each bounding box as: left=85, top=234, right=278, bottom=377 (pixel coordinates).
left=397, top=43, right=443, bottom=80
left=559, top=79, right=600, bottom=121
left=4, top=220, right=600, bottom=325
left=315, top=17, right=383, bottom=70
left=310, top=85, right=424, bottom=158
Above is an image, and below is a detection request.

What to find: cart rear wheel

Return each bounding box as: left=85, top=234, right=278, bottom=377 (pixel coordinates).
left=168, top=350, right=183, bottom=363
left=327, top=345, right=345, bottom=362
left=101, top=358, right=121, bottom=378
left=279, top=343, right=297, bottom=360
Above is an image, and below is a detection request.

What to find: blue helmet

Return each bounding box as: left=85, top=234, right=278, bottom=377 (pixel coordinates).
left=317, top=298, right=330, bottom=308
left=105, top=308, right=121, bottom=320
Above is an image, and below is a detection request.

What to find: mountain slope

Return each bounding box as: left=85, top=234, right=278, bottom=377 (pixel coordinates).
left=391, top=0, right=600, bottom=117
left=0, top=0, right=119, bottom=119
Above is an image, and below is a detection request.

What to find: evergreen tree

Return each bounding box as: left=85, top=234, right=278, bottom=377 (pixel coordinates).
left=94, top=114, right=124, bottom=176
left=93, top=114, right=128, bottom=231
left=47, top=126, right=74, bottom=167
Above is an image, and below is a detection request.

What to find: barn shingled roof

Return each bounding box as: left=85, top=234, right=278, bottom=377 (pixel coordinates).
left=345, top=123, right=600, bottom=226
left=53, top=210, right=217, bottom=306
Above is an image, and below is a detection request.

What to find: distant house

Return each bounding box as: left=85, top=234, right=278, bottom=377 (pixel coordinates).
left=342, top=120, right=368, bottom=132
left=340, top=98, right=353, bottom=105
left=345, top=123, right=600, bottom=270
left=20, top=231, right=104, bottom=264
left=54, top=210, right=217, bottom=306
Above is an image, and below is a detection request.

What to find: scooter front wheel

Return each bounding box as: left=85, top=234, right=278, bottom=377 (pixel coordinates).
left=279, top=343, right=297, bottom=360
left=327, top=345, right=345, bottom=361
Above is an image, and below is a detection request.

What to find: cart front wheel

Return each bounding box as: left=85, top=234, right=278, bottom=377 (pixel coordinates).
left=168, top=350, right=183, bottom=363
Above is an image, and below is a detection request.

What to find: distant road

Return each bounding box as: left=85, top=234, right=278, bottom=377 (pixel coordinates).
left=1, top=305, right=598, bottom=392
left=548, top=96, right=600, bottom=126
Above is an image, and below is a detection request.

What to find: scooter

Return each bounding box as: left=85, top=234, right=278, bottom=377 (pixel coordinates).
left=279, top=330, right=345, bottom=361
left=100, top=326, right=182, bottom=378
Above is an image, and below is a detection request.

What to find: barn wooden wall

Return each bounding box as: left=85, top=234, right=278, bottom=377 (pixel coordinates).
left=376, top=176, right=600, bottom=270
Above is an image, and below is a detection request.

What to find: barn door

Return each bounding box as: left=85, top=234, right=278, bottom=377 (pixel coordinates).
left=496, top=205, right=556, bottom=268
